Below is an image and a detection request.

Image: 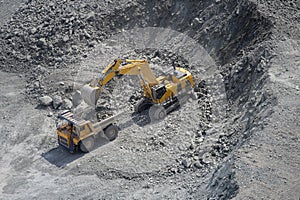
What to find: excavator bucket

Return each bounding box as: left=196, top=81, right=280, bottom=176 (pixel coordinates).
left=80, top=84, right=101, bottom=106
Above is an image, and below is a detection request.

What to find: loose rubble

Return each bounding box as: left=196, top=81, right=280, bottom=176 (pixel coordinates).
left=0, top=0, right=299, bottom=199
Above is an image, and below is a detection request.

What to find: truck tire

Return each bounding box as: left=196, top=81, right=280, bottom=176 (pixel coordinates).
left=80, top=137, right=95, bottom=153
left=104, top=125, right=118, bottom=141
left=149, top=105, right=166, bottom=121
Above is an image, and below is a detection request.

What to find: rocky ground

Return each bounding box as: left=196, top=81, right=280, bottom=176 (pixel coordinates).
left=0, top=0, right=299, bottom=199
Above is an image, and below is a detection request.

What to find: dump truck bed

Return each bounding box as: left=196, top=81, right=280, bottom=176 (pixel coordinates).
left=93, top=112, right=122, bottom=132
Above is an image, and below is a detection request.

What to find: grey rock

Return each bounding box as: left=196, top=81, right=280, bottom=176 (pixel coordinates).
left=39, top=96, right=53, bottom=106
left=206, top=127, right=218, bottom=135
left=198, top=137, right=204, bottom=143
left=62, top=35, right=69, bottom=43
left=47, top=112, right=53, bottom=117
left=191, top=17, right=203, bottom=27
left=52, top=95, right=63, bottom=109
left=193, top=161, right=202, bottom=169
left=166, top=123, right=172, bottom=129
left=202, top=152, right=214, bottom=165
left=178, top=144, right=187, bottom=151
left=37, top=38, right=47, bottom=47
left=33, top=81, right=40, bottom=88
left=30, top=27, right=37, bottom=34
left=26, top=55, right=31, bottom=61
left=88, top=40, right=97, bottom=47
left=85, top=11, right=95, bottom=21
left=170, top=167, right=177, bottom=173
left=182, top=159, right=191, bottom=168
left=98, top=98, right=107, bottom=105
left=62, top=99, right=73, bottom=109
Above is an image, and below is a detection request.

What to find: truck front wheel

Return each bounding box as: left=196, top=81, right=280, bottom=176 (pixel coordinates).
left=80, top=137, right=95, bottom=153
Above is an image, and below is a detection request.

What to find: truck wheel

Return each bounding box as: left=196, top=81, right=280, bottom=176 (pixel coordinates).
left=149, top=105, right=166, bottom=121
left=80, top=137, right=95, bottom=153
left=134, top=98, right=153, bottom=113
left=104, top=125, right=118, bottom=141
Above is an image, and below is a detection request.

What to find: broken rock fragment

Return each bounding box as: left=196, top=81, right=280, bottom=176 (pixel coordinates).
left=39, top=95, right=53, bottom=106
left=52, top=95, right=63, bottom=109
left=62, top=98, right=73, bottom=110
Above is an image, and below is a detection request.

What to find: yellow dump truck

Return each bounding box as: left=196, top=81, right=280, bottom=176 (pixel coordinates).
left=56, top=110, right=120, bottom=152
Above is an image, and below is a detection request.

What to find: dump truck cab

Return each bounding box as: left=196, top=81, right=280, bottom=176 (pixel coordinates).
left=56, top=110, right=119, bottom=152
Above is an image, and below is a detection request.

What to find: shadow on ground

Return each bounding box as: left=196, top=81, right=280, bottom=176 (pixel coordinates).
left=42, top=135, right=110, bottom=167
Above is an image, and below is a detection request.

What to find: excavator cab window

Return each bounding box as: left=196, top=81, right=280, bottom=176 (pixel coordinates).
left=152, top=85, right=167, bottom=100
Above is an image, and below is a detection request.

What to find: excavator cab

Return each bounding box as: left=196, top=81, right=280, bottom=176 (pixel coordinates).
left=152, top=84, right=167, bottom=100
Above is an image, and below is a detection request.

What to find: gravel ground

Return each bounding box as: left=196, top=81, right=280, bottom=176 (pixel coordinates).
left=0, top=0, right=299, bottom=199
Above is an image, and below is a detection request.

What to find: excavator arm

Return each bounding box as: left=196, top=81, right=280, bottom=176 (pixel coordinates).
left=81, top=59, right=158, bottom=106
left=81, top=58, right=122, bottom=106
left=90, top=58, right=122, bottom=87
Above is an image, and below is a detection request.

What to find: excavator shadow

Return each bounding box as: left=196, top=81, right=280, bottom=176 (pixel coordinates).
left=42, top=135, right=110, bottom=168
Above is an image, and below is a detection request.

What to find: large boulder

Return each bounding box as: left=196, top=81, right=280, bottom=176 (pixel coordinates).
left=39, top=96, right=53, bottom=106
left=52, top=95, right=63, bottom=109
left=61, top=99, right=73, bottom=110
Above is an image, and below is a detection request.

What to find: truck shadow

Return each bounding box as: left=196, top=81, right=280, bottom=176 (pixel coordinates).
left=42, top=135, right=110, bottom=168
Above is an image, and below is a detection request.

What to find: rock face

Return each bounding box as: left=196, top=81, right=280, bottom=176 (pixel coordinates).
left=39, top=96, right=52, bottom=106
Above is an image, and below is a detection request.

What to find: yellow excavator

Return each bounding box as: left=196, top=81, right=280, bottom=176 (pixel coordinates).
left=81, top=58, right=195, bottom=120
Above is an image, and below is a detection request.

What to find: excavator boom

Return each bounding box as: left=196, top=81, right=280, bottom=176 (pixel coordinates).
left=117, top=60, right=158, bottom=84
